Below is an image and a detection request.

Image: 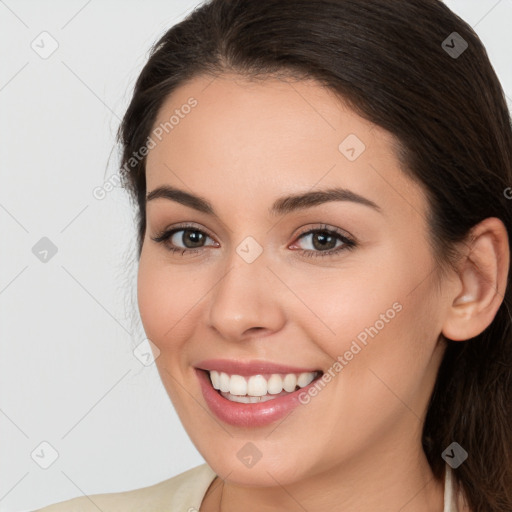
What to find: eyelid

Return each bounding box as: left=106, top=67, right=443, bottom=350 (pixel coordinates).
left=293, top=223, right=353, bottom=240
left=158, top=222, right=217, bottom=242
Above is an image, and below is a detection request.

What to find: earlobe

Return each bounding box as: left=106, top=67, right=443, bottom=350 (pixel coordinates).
left=441, top=217, right=510, bottom=342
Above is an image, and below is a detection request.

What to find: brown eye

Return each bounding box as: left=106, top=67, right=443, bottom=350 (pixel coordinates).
left=291, top=225, right=356, bottom=259
left=172, top=229, right=207, bottom=249
left=150, top=223, right=218, bottom=256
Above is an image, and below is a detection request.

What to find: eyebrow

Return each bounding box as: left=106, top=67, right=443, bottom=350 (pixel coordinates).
left=146, top=185, right=382, bottom=217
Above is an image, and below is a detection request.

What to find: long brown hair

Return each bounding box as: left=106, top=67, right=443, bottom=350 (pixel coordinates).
left=117, top=1, right=512, bottom=509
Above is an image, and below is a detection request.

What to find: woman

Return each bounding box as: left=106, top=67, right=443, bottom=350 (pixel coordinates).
left=35, top=0, right=512, bottom=510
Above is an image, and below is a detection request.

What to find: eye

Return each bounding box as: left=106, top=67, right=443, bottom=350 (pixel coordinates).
left=150, top=223, right=218, bottom=257
left=290, top=224, right=356, bottom=258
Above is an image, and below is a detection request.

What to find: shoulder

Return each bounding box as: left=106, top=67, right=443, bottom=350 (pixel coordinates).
left=32, top=463, right=217, bottom=512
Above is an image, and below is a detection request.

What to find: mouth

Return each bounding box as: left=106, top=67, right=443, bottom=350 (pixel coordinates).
left=194, top=359, right=325, bottom=426
left=204, top=369, right=323, bottom=403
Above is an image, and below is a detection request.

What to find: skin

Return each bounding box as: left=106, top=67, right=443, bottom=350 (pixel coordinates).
left=137, top=73, right=509, bottom=512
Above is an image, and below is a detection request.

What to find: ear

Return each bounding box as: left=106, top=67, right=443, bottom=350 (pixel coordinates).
left=441, top=217, right=510, bottom=342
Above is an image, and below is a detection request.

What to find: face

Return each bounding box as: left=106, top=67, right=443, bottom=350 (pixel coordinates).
left=137, top=73, right=450, bottom=486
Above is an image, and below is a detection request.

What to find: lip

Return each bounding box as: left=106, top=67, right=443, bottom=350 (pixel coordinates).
left=195, top=364, right=323, bottom=428
left=195, top=358, right=321, bottom=376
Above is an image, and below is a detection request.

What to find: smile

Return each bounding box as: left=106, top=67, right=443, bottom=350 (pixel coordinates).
left=194, top=359, right=324, bottom=427
left=209, top=370, right=319, bottom=403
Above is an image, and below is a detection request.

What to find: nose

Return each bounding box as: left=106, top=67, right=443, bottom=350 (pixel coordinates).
left=207, top=248, right=287, bottom=342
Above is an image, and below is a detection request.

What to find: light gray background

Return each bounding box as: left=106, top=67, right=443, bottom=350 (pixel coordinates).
left=1, top=1, right=511, bottom=510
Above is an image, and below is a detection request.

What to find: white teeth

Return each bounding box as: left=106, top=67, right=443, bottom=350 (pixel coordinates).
left=247, top=375, right=268, bottom=396
left=267, top=374, right=283, bottom=394
left=229, top=375, right=247, bottom=396
left=210, top=370, right=220, bottom=390
left=283, top=373, right=297, bottom=392
left=297, top=372, right=315, bottom=388
left=208, top=370, right=319, bottom=398
left=219, top=372, right=230, bottom=392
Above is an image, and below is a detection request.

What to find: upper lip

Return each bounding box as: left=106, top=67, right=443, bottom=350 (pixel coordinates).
left=195, top=359, right=322, bottom=376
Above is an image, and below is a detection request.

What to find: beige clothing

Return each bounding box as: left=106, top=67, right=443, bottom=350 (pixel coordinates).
left=34, top=462, right=461, bottom=511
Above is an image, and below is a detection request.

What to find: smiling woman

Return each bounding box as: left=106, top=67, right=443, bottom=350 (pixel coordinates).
left=35, top=0, right=512, bottom=511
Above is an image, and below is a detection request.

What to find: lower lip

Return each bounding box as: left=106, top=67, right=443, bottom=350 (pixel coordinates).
left=195, top=368, right=321, bottom=427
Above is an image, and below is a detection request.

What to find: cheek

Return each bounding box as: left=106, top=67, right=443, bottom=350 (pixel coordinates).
left=136, top=255, right=197, bottom=406
left=305, top=241, right=439, bottom=397
left=136, top=251, right=186, bottom=347
left=296, top=257, right=403, bottom=354
left=137, top=254, right=164, bottom=341
left=315, top=239, right=434, bottom=343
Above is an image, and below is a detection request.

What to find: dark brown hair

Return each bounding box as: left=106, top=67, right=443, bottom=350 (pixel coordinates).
left=117, top=1, right=512, bottom=509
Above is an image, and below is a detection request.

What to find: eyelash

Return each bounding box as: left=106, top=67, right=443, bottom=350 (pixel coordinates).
left=150, top=222, right=357, bottom=259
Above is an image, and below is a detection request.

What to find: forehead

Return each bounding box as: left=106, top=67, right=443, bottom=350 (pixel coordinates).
left=145, top=73, right=428, bottom=222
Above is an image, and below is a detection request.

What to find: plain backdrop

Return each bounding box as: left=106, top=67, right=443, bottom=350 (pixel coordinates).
left=1, top=1, right=511, bottom=511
